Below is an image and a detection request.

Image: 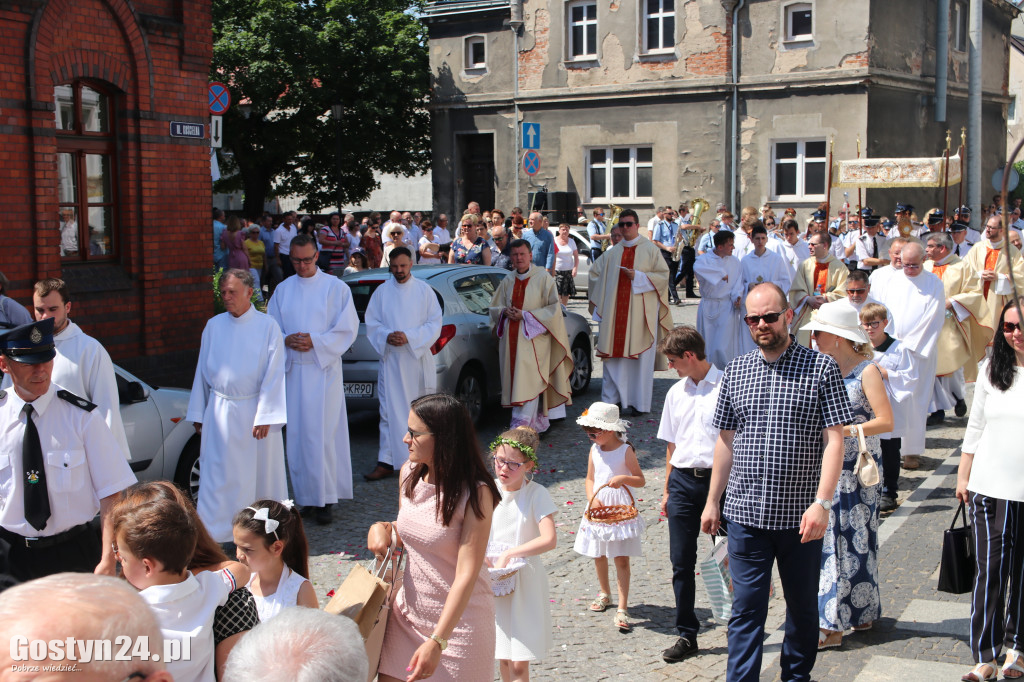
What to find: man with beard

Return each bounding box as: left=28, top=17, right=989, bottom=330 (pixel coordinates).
left=363, top=248, right=442, bottom=481
left=489, top=240, right=573, bottom=432
left=701, top=283, right=852, bottom=682
left=963, top=215, right=1024, bottom=329
left=788, top=233, right=848, bottom=347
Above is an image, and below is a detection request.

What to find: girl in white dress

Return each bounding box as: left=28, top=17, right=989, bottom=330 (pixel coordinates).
left=232, top=499, right=319, bottom=621
left=487, top=427, right=557, bottom=682
left=573, top=402, right=646, bottom=633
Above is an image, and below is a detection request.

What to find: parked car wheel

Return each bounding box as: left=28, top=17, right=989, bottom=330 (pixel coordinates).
left=174, top=436, right=201, bottom=503
left=455, top=365, right=485, bottom=423
left=570, top=335, right=593, bottom=396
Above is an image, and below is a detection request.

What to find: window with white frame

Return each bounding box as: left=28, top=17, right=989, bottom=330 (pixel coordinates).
left=953, top=2, right=967, bottom=52
left=783, top=2, right=813, bottom=42
left=643, top=0, right=675, bottom=54
left=568, top=0, right=598, bottom=60
left=771, top=140, right=826, bottom=201
left=587, top=146, right=653, bottom=201
left=465, top=36, right=486, bottom=70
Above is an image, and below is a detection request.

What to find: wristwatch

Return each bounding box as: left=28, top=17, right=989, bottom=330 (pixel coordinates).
left=429, top=634, right=448, bottom=651
left=814, top=497, right=833, bottom=512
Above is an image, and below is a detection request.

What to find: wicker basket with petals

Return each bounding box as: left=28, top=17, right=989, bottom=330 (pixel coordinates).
left=583, top=483, right=639, bottom=524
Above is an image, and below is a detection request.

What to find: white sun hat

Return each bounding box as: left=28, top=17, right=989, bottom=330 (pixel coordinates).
left=576, top=402, right=629, bottom=433
left=800, top=300, right=870, bottom=345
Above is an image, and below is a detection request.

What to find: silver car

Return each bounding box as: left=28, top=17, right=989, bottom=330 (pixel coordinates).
left=114, top=365, right=201, bottom=499
left=547, top=226, right=593, bottom=295
left=339, top=264, right=593, bottom=422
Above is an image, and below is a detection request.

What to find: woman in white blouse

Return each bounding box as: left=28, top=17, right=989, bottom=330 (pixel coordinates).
left=957, top=298, right=1024, bottom=682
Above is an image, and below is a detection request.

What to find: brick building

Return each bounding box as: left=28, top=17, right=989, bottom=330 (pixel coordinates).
left=424, top=0, right=1017, bottom=222
left=1, top=0, right=213, bottom=384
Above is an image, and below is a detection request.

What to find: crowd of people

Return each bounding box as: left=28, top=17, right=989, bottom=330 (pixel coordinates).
left=0, top=194, right=1022, bottom=681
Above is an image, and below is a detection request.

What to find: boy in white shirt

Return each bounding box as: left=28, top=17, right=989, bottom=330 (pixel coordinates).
left=113, top=495, right=249, bottom=682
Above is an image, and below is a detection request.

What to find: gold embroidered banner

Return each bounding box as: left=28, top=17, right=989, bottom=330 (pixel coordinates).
left=832, top=153, right=961, bottom=188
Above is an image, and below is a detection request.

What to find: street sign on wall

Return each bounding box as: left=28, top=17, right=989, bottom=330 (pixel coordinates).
left=523, top=149, right=540, bottom=176
left=208, top=82, right=231, bottom=115
left=522, top=122, right=540, bottom=150
left=169, top=121, right=205, bottom=139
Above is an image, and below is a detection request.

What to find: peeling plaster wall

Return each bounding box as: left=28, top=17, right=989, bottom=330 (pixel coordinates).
left=743, top=0, right=870, bottom=77
left=429, top=13, right=514, bottom=102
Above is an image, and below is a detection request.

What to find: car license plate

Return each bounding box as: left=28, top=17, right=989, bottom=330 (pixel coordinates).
left=344, top=382, right=374, bottom=398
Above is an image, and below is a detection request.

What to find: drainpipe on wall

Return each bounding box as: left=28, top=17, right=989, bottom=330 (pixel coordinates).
left=511, top=0, right=523, bottom=207
left=724, top=0, right=745, bottom=212
left=936, top=0, right=949, bottom=122
left=967, top=0, right=981, bottom=227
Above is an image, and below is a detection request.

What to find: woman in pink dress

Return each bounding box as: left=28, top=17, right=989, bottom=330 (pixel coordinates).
left=368, top=393, right=500, bottom=682
left=221, top=215, right=250, bottom=270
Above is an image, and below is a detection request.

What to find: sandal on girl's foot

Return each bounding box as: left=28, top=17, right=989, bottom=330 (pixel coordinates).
left=614, top=609, right=632, bottom=633
left=817, top=629, right=842, bottom=650
left=852, top=622, right=873, bottom=632
left=961, top=661, right=997, bottom=682
left=1003, top=649, right=1024, bottom=679
left=589, top=593, right=611, bottom=612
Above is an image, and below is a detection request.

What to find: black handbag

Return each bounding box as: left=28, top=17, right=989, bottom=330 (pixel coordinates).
left=937, top=501, right=975, bottom=594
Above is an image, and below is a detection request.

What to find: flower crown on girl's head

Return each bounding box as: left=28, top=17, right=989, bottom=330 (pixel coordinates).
left=489, top=437, right=538, bottom=465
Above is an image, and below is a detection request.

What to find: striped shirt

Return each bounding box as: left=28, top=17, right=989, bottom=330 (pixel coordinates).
left=713, top=338, right=853, bottom=529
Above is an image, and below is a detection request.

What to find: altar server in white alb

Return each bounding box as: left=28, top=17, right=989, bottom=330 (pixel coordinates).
left=16, top=278, right=131, bottom=459
left=186, top=269, right=288, bottom=543
left=694, top=230, right=745, bottom=370
left=362, top=247, right=442, bottom=482
left=739, top=223, right=792, bottom=353
left=267, top=234, right=358, bottom=525
left=874, top=242, right=946, bottom=470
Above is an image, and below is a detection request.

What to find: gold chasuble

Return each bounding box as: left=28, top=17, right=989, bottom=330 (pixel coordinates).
left=924, top=256, right=990, bottom=380
left=588, top=236, right=672, bottom=369
left=963, top=240, right=1024, bottom=330
left=488, top=266, right=572, bottom=410
left=788, top=255, right=849, bottom=347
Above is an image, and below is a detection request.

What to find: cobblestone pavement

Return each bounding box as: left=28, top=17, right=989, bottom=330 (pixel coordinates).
left=307, top=295, right=976, bottom=681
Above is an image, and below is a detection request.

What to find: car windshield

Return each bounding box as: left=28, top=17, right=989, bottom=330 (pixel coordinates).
left=345, top=279, right=444, bottom=323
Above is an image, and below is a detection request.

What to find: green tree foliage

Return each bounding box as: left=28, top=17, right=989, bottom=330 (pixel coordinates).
left=212, top=0, right=431, bottom=216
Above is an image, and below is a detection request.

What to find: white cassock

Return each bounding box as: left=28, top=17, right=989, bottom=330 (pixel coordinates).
left=185, top=306, right=288, bottom=542
left=875, top=271, right=945, bottom=456
left=868, top=264, right=901, bottom=293
left=694, top=251, right=745, bottom=369
left=767, top=239, right=810, bottom=280
left=738, top=249, right=793, bottom=353
left=872, top=337, right=914, bottom=441
left=268, top=269, right=359, bottom=507
left=34, top=320, right=130, bottom=460
left=732, top=231, right=754, bottom=259
left=365, top=277, right=442, bottom=469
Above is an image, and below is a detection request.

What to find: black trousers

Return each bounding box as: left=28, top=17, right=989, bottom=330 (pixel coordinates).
left=661, top=251, right=679, bottom=300
left=880, top=437, right=901, bottom=498
left=968, top=492, right=1024, bottom=663
left=2, top=522, right=101, bottom=582
left=279, top=253, right=295, bottom=279
left=675, top=246, right=696, bottom=292
left=666, top=468, right=726, bottom=639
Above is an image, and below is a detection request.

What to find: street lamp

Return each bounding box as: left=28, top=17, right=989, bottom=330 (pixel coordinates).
left=331, top=104, right=345, bottom=213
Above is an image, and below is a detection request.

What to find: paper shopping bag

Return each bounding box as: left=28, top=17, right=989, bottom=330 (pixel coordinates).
left=698, top=535, right=732, bottom=621
left=325, top=562, right=389, bottom=639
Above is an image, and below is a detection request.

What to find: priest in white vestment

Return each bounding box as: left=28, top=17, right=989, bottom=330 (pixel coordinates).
left=11, top=279, right=131, bottom=460
left=267, top=235, right=359, bottom=524
left=694, top=231, right=745, bottom=369
left=363, top=248, right=442, bottom=481
left=588, top=209, right=672, bottom=414
left=868, top=237, right=909, bottom=293
left=873, top=242, right=945, bottom=469
left=788, top=233, right=849, bottom=347
left=186, top=269, right=287, bottom=542
left=489, top=240, right=573, bottom=432
left=962, top=216, right=1024, bottom=330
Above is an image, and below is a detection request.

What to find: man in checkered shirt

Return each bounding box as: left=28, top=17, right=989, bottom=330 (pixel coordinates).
left=701, top=282, right=853, bottom=682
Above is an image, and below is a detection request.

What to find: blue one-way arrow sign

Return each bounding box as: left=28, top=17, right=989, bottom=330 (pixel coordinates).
left=522, top=122, right=540, bottom=150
